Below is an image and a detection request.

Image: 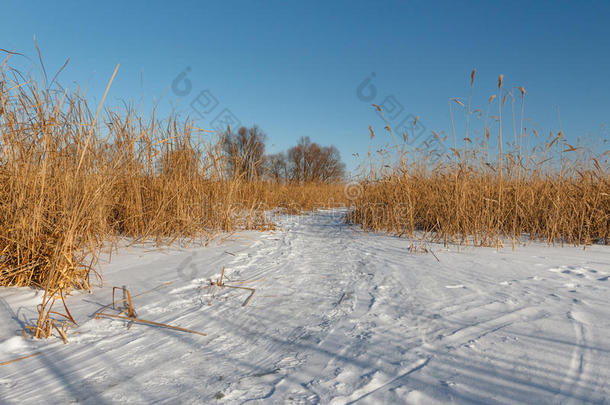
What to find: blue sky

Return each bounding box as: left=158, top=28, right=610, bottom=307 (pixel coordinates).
left=2, top=0, right=609, bottom=172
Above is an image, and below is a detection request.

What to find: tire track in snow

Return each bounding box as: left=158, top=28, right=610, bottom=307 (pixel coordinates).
left=556, top=308, right=600, bottom=405
left=3, top=210, right=610, bottom=404
left=560, top=310, right=586, bottom=404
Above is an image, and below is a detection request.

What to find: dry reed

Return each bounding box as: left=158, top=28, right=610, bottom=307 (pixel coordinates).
left=347, top=73, right=609, bottom=247
left=0, top=57, right=345, bottom=339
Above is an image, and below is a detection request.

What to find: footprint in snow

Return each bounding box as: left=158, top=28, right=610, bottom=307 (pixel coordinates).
left=0, top=379, right=15, bottom=388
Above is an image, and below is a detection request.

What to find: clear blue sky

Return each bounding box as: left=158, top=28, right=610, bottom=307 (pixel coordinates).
left=2, top=0, right=609, bottom=173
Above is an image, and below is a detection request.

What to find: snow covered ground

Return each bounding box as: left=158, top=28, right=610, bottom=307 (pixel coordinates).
left=1, top=210, right=609, bottom=404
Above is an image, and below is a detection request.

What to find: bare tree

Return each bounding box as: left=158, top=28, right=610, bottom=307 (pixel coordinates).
left=287, top=137, right=345, bottom=183
left=265, top=152, right=288, bottom=182
left=223, top=125, right=266, bottom=180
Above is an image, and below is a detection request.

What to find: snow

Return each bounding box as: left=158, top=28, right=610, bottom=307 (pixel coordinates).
left=1, top=210, right=609, bottom=404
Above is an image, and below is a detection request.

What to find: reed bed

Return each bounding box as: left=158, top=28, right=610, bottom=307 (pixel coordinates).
left=0, top=59, right=344, bottom=338
left=347, top=73, right=609, bottom=247
left=2, top=55, right=608, bottom=340
left=347, top=170, right=609, bottom=247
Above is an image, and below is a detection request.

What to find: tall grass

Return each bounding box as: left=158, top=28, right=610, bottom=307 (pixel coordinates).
left=347, top=74, right=609, bottom=247
left=0, top=59, right=345, bottom=338
left=2, top=55, right=608, bottom=339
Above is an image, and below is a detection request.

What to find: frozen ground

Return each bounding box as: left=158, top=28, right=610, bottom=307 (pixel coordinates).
left=1, top=210, right=609, bottom=404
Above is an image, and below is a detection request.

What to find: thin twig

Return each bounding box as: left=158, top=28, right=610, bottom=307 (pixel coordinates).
left=0, top=352, right=42, bottom=366
left=95, top=312, right=206, bottom=336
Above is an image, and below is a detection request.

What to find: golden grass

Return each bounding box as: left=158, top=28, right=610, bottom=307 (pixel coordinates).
left=347, top=171, right=609, bottom=247
left=347, top=75, right=609, bottom=247
left=3, top=55, right=607, bottom=341
left=0, top=59, right=345, bottom=339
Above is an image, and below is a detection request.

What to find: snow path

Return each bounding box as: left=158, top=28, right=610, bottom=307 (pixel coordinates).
left=1, top=211, right=609, bottom=404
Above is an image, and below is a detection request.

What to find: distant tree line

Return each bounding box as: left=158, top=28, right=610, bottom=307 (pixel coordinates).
left=222, top=126, right=345, bottom=182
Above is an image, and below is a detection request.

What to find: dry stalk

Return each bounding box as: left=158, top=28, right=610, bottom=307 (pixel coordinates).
left=0, top=55, right=345, bottom=340
left=94, top=286, right=207, bottom=337
left=210, top=267, right=257, bottom=307
left=0, top=352, right=42, bottom=367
